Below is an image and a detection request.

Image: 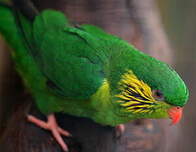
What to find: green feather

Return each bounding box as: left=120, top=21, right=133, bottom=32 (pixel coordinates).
left=0, top=5, right=189, bottom=126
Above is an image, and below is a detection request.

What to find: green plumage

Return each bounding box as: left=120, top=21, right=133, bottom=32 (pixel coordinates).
left=0, top=5, right=189, bottom=126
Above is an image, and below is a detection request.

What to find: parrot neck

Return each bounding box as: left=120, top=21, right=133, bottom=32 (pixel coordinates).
left=89, top=79, right=133, bottom=126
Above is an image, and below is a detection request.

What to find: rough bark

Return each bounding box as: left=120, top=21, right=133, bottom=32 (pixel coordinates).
left=0, top=0, right=174, bottom=152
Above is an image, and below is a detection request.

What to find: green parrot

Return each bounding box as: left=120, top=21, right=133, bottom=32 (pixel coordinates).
left=0, top=3, right=189, bottom=152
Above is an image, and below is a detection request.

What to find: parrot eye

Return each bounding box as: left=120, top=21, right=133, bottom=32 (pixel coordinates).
left=153, top=90, right=164, bottom=101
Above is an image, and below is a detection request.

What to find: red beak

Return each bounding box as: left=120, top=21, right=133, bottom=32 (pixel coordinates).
left=168, top=107, right=183, bottom=125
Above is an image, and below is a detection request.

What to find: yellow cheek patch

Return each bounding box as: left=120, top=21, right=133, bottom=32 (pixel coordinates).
left=116, top=70, right=156, bottom=114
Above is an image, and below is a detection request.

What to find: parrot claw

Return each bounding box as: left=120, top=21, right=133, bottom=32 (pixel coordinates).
left=27, top=114, right=71, bottom=152
left=115, top=124, right=125, bottom=139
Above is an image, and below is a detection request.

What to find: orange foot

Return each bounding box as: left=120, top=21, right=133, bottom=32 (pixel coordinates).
left=27, top=114, right=71, bottom=152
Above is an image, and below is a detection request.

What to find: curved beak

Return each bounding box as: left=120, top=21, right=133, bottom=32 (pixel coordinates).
left=168, top=107, right=183, bottom=125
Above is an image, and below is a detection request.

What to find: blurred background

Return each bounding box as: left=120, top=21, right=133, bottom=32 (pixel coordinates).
left=158, top=0, right=196, bottom=151
left=0, top=0, right=195, bottom=152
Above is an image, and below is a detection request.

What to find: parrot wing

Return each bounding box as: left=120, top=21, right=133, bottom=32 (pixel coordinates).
left=30, top=10, right=106, bottom=100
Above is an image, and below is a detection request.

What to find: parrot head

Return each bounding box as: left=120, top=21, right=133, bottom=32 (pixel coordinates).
left=115, top=50, right=189, bottom=125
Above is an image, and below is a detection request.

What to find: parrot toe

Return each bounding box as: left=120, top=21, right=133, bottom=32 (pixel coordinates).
left=27, top=114, right=71, bottom=152
left=115, top=124, right=125, bottom=139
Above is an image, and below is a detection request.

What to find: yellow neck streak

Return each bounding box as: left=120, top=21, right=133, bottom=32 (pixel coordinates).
left=116, top=70, right=156, bottom=114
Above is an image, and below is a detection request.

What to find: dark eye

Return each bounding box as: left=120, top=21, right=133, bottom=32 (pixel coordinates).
left=152, top=90, right=164, bottom=101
